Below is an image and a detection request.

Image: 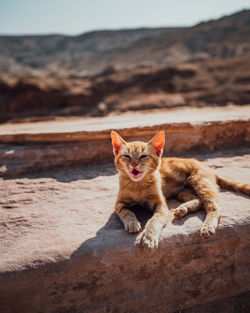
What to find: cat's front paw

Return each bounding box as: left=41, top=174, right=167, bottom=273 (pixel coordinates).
left=200, top=215, right=219, bottom=238
left=125, top=220, right=141, bottom=233
left=174, top=205, right=188, bottom=219
left=200, top=222, right=216, bottom=237
left=141, top=230, right=159, bottom=251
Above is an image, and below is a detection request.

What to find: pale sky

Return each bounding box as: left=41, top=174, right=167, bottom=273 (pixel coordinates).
left=0, top=0, right=249, bottom=35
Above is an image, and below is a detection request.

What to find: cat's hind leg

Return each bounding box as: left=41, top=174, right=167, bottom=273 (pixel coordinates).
left=189, top=171, right=220, bottom=237
left=174, top=189, right=202, bottom=219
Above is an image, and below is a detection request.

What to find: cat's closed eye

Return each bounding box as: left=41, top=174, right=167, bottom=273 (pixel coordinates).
left=140, top=155, right=148, bottom=159
left=123, top=155, right=131, bottom=160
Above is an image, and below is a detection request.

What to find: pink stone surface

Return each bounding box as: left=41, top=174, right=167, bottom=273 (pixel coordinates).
left=0, top=150, right=250, bottom=313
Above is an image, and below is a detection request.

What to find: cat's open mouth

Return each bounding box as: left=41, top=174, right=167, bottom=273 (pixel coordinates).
left=130, top=168, right=143, bottom=179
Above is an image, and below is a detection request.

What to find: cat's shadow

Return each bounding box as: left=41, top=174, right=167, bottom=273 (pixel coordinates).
left=3, top=162, right=117, bottom=183
left=71, top=205, right=154, bottom=258
left=71, top=200, right=205, bottom=258
left=130, top=200, right=206, bottom=228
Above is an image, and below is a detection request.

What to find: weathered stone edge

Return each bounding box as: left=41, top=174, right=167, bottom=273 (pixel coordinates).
left=0, top=119, right=249, bottom=143
left=0, top=221, right=249, bottom=313
left=1, top=120, right=249, bottom=177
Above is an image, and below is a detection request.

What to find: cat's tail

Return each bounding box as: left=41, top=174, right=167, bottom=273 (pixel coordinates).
left=216, top=175, right=250, bottom=196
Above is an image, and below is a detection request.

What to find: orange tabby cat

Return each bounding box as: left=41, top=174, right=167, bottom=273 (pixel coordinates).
left=111, top=131, right=250, bottom=250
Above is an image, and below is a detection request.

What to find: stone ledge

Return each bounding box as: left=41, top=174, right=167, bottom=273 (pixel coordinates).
left=0, top=151, right=250, bottom=313
left=0, top=105, right=249, bottom=145
left=1, top=105, right=249, bottom=140
left=0, top=106, right=250, bottom=177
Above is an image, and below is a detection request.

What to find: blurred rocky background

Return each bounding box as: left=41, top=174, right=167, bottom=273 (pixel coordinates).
left=0, top=9, right=250, bottom=122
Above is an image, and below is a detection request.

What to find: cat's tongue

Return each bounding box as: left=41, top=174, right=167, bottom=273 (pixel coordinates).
left=131, top=168, right=143, bottom=179
left=132, top=169, right=140, bottom=175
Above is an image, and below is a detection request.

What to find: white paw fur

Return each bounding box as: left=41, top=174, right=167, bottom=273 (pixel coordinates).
left=141, top=230, right=159, bottom=250
left=125, top=220, right=141, bottom=233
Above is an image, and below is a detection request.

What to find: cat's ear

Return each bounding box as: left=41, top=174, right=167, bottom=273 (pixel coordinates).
left=148, top=131, right=165, bottom=156
left=111, top=131, right=126, bottom=155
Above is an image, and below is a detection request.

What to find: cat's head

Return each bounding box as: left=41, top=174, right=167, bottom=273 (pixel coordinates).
left=111, top=131, right=165, bottom=181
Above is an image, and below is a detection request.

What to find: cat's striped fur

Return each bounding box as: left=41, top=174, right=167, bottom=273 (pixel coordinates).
left=111, top=131, right=250, bottom=250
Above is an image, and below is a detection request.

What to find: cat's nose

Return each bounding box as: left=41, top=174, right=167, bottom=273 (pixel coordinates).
left=132, top=163, right=138, bottom=168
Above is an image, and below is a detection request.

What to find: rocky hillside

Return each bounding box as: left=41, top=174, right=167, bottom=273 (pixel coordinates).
left=0, top=9, right=250, bottom=122
left=1, top=54, right=250, bottom=122
left=95, top=9, right=250, bottom=68
left=0, top=10, right=249, bottom=75
left=72, top=9, right=250, bottom=74
left=0, top=28, right=180, bottom=75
